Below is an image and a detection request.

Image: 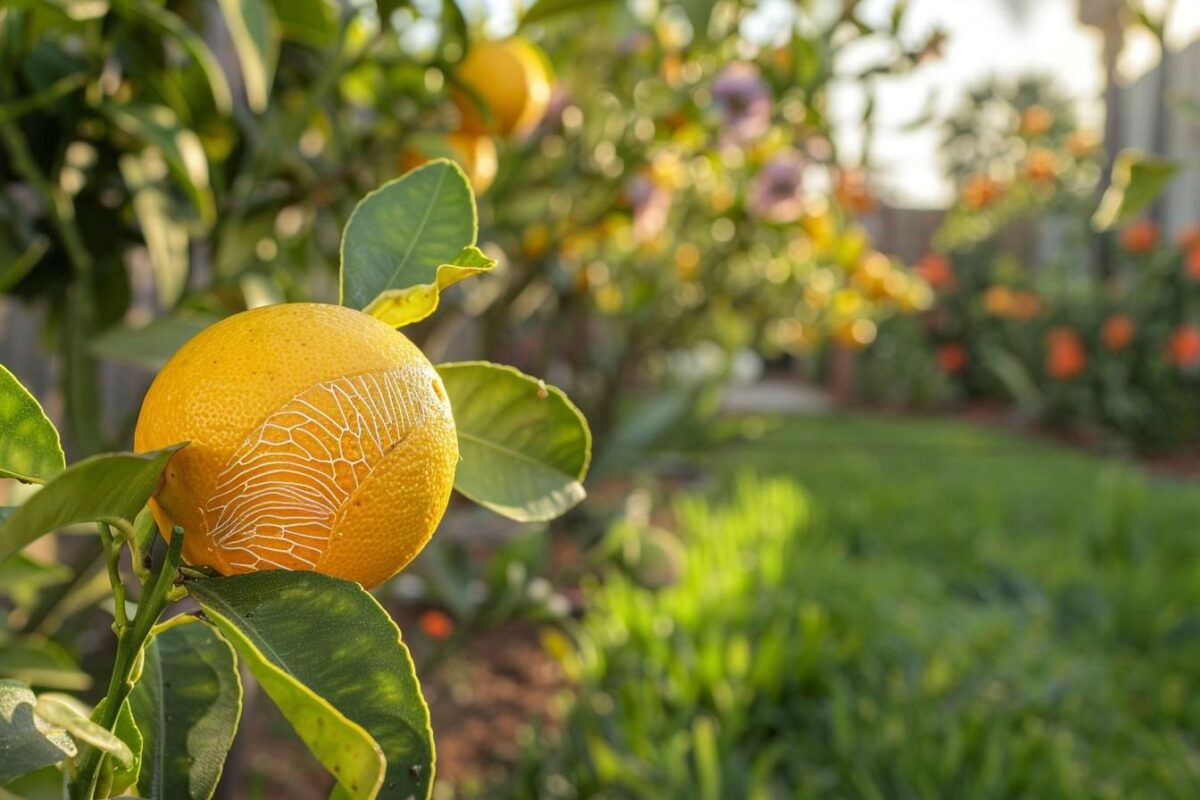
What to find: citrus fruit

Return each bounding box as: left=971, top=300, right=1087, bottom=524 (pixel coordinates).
left=398, top=132, right=498, bottom=194
left=134, top=303, right=458, bottom=588
left=453, top=37, right=552, bottom=138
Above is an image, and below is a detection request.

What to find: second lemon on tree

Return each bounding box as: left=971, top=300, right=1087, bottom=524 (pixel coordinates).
left=400, top=37, right=553, bottom=192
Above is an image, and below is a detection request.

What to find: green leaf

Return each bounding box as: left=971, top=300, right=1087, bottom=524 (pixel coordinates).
left=130, top=507, right=158, bottom=559
left=441, top=0, right=467, bottom=46
left=110, top=0, right=233, bottom=113
left=129, top=616, right=242, bottom=800
left=0, top=680, right=76, bottom=785
left=104, top=102, right=215, bottom=225
left=119, top=153, right=191, bottom=307
left=520, top=0, right=615, bottom=26
left=0, top=444, right=186, bottom=564
left=0, top=364, right=64, bottom=484
left=188, top=572, right=434, bottom=800
left=1092, top=149, right=1179, bottom=231
left=91, top=314, right=217, bottom=371
left=362, top=245, right=496, bottom=328
left=437, top=362, right=591, bottom=521
left=91, top=699, right=142, bottom=796
left=216, top=0, right=280, bottom=113
left=340, top=160, right=479, bottom=327
left=0, top=636, right=91, bottom=692
left=269, top=0, right=336, bottom=46
left=32, top=694, right=131, bottom=768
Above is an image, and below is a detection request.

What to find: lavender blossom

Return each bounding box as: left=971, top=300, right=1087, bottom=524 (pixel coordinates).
left=711, top=63, right=772, bottom=146
left=627, top=172, right=672, bottom=243
left=748, top=149, right=807, bottom=223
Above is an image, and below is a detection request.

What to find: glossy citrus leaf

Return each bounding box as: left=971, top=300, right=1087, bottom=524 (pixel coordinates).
left=0, top=364, right=64, bottom=485
left=362, top=245, right=496, bottom=328
left=32, top=694, right=131, bottom=769
left=0, top=680, right=76, bottom=785
left=128, top=616, right=242, bottom=800
left=91, top=314, right=217, bottom=371
left=188, top=572, right=434, bottom=800
left=0, top=444, right=186, bottom=564
left=215, top=0, right=280, bottom=113
left=1092, top=149, right=1179, bottom=231
left=340, top=160, right=478, bottom=326
left=437, top=362, right=591, bottom=521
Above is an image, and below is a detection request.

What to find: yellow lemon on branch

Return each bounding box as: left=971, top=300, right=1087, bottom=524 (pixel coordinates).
left=135, top=303, right=458, bottom=588
left=454, top=37, right=552, bottom=138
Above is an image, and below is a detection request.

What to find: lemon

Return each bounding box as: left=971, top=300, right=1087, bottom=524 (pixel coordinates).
left=454, top=37, right=552, bottom=138
left=134, top=303, right=458, bottom=588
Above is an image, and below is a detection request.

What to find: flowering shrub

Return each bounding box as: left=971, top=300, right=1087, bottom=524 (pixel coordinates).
left=883, top=80, right=1200, bottom=444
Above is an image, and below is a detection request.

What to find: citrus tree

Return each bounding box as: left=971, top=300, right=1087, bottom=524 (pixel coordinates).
left=0, top=160, right=591, bottom=799
left=437, top=1, right=944, bottom=440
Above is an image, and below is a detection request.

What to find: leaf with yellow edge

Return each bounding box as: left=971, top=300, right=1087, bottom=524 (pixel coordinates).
left=340, top=160, right=482, bottom=328
left=363, top=246, right=496, bottom=327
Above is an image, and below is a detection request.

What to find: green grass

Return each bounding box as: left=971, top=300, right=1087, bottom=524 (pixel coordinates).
left=495, top=414, right=1200, bottom=799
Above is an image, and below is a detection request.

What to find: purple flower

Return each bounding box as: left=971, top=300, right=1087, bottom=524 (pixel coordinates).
left=627, top=172, right=672, bottom=243
left=711, top=63, right=772, bottom=145
left=748, top=149, right=807, bottom=223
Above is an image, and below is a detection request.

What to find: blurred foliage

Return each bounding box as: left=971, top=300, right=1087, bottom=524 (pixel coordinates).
left=867, top=76, right=1200, bottom=446
left=471, top=0, right=941, bottom=436
left=0, top=0, right=943, bottom=462
left=498, top=415, right=1200, bottom=799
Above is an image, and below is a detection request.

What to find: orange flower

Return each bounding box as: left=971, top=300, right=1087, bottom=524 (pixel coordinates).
left=936, top=343, right=968, bottom=375
left=962, top=174, right=1002, bottom=210
left=1101, top=314, right=1135, bottom=352
left=1045, top=326, right=1087, bottom=380
left=419, top=609, right=455, bottom=640
left=1178, top=224, right=1200, bottom=251
left=834, top=168, right=875, bottom=214
left=1025, top=148, right=1057, bottom=183
left=1169, top=325, right=1200, bottom=368
left=1120, top=220, right=1159, bottom=254
left=983, top=285, right=1014, bottom=317
left=1019, top=105, right=1054, bottom=137
left=916, top=253, right=955, bottom=293
left=1010, top=291, right=1042, bottom=321
left=1186, top=248, right=1200, bottom=282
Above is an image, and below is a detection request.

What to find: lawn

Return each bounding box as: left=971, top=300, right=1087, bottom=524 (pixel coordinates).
left=497, top=414, right=1200, bottom=799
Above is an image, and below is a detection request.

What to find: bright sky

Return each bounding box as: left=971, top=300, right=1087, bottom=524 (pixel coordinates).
left=834, top=0, right=1200, bottom=208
